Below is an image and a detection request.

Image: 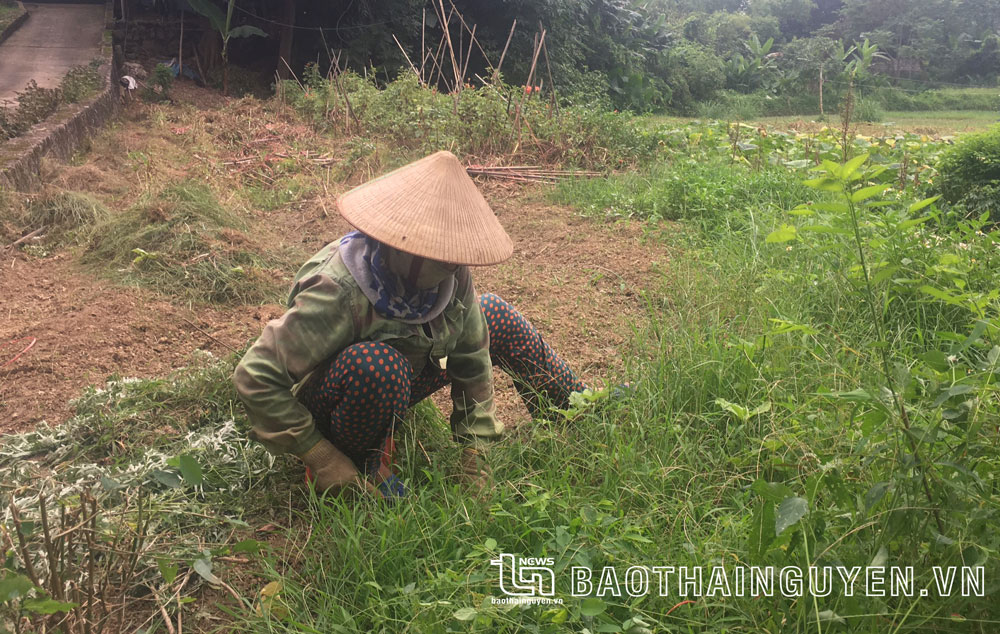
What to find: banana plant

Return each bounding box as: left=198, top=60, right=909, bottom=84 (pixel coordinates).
left=185, top=0, right=267, bottom=95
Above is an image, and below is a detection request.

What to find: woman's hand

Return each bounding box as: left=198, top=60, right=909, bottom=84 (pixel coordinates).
left=299, top=438, right=366, bottom=495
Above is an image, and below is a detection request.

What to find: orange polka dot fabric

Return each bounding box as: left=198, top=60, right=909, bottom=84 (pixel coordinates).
left=476, top=293, right=586, bottom=416
left=297, top=294, right=586, bottom=477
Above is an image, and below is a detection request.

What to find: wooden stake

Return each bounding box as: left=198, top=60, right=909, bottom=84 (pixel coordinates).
left=539, top=21, right=558, bottom=115
left=178, top=13, right=184, bottom=76
left=447, top=0, right=492, bottom=65
left=460, top=24, right=476, bottom=85
left=393, top=34, right=422, bottom=85
left=420, top=8, right=426, bottom=82
left=436, top=0, right=461, bottom=94
left=513, top=30, right=545, bottom=140
left=494, top=20, right=516, bottom=82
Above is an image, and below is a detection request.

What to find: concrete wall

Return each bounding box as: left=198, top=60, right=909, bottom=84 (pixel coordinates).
left=0, top=3, right=120, bottom=192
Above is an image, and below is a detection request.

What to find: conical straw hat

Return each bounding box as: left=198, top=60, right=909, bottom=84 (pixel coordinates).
left=338, top=151, right=514, bottom=266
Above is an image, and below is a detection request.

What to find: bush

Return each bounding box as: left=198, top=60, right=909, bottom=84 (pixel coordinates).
left=85, top=182, right=282, bottom=303
left=0, top=80, right=61, bottom=140
left=937, top=124, right=1000, bottom=221
left=283, top=70, right=663, bottom=170
left=557, top=67, right=614, bottom=110
left=656, top=42, right=725, bottom=113
left=853, top=96, right=885, bottom=122
left=61, top=59, right=104, bottom=103
left=142, top=63, right=174, bottom=102
left=696, top=90, right=766, bottom=119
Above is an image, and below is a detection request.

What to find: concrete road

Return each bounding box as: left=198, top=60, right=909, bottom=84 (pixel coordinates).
left=0, top=3, right=106, bottom=106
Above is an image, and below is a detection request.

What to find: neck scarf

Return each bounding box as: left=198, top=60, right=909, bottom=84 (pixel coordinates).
left=339, top=231, right=457, bottom=324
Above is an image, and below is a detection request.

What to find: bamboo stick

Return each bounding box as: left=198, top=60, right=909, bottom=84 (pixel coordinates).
left=494, top=20, right=517, bottom=82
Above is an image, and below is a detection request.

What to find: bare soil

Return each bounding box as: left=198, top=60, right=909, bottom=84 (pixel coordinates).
left=1, top=84, right=675, bottom=436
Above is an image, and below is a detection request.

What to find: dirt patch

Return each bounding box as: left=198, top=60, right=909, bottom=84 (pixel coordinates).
left=0, top=253, right=286, bottom=434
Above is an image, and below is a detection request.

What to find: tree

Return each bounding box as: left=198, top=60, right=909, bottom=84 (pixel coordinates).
left=748, top=0, right=817, bottom=41
left=186, top=0, right=267, bottom=95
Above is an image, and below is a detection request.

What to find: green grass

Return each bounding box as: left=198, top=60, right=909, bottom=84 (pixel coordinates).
left=551, top=159, right=820, bottom=234
left=646, top=110, right=998, bottom=136
left=20, top=191, right=109, bottom=243
left=3, top=87, right=1000, bottom=632
left=0, top=3, right=23, bottom=33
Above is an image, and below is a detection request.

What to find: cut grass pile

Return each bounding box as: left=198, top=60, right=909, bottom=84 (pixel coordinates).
left=83, top=182, right=284, bottom=305
left=21, top=191, right=110, bottom=243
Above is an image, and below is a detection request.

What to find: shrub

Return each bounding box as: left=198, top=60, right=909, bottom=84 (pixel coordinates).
left=283, top=70, right=663, bottom=170
left=61, top=59, right=104, bottom=103
left=0, top=81, right=61, bottom=140
left=557, top=67, right=613, bottom=110
left=877, top=86, right=1000, bottom=112
left=142, top=63, right=174, bottom=102
left=853, top=96, right=885, bottom=122
left=937, top=124, right=1000, bottom=221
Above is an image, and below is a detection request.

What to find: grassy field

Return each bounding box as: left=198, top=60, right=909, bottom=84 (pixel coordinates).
left=0, top=3, right=23, bottom=34
left=648, top=109, right=998, bottom=137
left=2, top=79, right=999, bottom=633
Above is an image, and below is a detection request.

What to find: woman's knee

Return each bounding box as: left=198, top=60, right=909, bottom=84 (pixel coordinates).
left=334, top=342, right=412, bottom=402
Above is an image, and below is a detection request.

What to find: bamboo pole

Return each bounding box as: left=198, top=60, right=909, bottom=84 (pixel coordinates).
left=494, top=20, right=517, bottom=82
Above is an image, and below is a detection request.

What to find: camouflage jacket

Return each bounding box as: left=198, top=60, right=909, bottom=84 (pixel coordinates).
left=233, top=241, right=501, bottom=457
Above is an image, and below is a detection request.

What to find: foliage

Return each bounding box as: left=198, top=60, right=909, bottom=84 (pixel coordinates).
left=185, top=0, right=267, bottom=95
left=553, top=159, right=815, bottom=232
left=143, top=63, right=175, bottom=102
left=83, top=182, right=282, bottom=304
left=0, top=81, right=61, bottom=141
left=877, top=87, right=1000, bottom=113
left=853, top=96, right=885, bottom=122
left=60, top=59, right=104, bottom=104
left=283, top=70, right=663, bottom=171
left=937, top=124, right=1000, bottom=221
left=0, top=354, right=291, bottom=632
left=0, top=2, right=23, bottom=33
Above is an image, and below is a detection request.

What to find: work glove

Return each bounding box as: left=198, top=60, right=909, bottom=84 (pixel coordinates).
left=298, top=438, right=370, bottom=496
left=459, top=446, right=491, bottom=494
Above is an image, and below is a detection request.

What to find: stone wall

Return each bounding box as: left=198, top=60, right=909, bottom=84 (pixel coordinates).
left=0, top=3, right=120, bottom=192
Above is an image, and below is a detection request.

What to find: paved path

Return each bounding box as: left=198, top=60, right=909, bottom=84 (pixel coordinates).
left=0, top=3, right=106, bottom=105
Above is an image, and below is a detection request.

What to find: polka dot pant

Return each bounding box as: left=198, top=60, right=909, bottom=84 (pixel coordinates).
left=297, top=294, right=586, bottom=476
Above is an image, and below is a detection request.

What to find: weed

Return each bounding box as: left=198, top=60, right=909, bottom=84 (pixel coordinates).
left=0, top=81, right=61, bottom=141
left=553, top=159, right=817, bottom=233
left=282, top=71, right=661, bottom=170
left=60, top=59, right=104, bottom=104
left=937, top=123, right=1000, bottom=222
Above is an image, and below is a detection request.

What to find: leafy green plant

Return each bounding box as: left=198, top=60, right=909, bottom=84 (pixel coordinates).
left=937, top=124, right=1000, bottom=222
left=185, top=0, right=266, bottom=95
left=60, top=59, right=103, bottom=104
left=143, top=63, right=175, bottom=102
left=0, top=81, right=61, bottom=141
